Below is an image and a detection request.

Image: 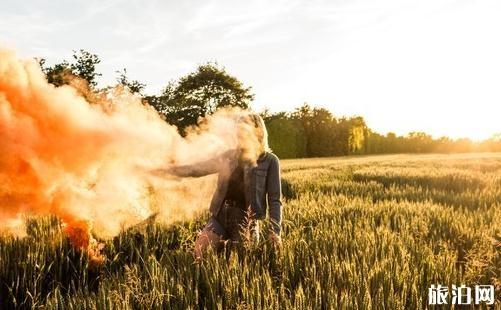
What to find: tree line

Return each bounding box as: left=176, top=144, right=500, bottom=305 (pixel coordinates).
left=263, top=106, right=501, bottom=158
left=38, top=50, right=501, bottom=159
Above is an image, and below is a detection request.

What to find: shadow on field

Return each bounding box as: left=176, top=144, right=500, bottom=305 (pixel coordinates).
left=281, top=178, right=296, bottom=200
left=0, top=218, right=101, bottom=309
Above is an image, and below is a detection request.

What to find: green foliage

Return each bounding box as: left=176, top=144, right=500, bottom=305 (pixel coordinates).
left=266, top=104, right=369, bottom=158
left=292, top=104, right=338, bottom=157
left=37, top=50, right=501, bottom=155
left=70, top=50, right=102, bottom=88
left=174, top=62, right=254, bottom=112
left=347, top=116, right=368, bottom=154
left=1, top=154, right=500, bottom=308
left=39, top=58, right=72, bottom=87
left=116, top=68, right=146, bottom=95
left=147, top=62, right=254, bottom=132
left=40, top=50, right=102, bottom=88
left=267, top=106, right=501, bottom=158
left=265, top=114, right=307, bottom=159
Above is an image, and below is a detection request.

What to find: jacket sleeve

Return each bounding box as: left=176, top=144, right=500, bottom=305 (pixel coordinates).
left=169, top=149, right=236, bottom=178
left=169, top=158, right=220, bottom=178
left=267, top=154, right=283, bottom=235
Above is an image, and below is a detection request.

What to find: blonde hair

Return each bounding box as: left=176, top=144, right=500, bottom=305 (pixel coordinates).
left=248, top=113, right=271, bottom=155
left=237, top=113, right=271, bottom=163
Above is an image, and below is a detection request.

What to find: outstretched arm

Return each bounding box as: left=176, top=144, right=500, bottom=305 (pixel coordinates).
left=152, top=149, right=236, bottom=178
left=267, top=154, right=283, bottom=236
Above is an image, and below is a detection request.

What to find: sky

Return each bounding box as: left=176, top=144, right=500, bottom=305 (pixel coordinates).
left=1, top=0, right=500, bottom=140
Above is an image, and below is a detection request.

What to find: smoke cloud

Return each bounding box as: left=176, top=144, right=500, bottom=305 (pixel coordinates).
left=0, top=48, right=257, bottom=253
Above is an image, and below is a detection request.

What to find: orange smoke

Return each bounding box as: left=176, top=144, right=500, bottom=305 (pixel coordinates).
left=0, top=48, right=256, bottom=259
left=63, top=220, right=105, bottom=266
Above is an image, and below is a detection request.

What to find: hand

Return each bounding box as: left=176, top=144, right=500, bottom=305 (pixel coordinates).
left=268, top=232, right=282, bottom=248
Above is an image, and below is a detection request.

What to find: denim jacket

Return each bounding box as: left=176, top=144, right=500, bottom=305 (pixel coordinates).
left=170, top=150, right=283, bottom=235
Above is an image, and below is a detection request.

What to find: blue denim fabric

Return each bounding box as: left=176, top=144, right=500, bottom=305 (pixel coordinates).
left=170, top=151, right=283, bottom=235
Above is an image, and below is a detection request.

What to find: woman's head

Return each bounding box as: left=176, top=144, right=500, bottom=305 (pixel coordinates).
left=236, top=113, right=270, bottom=163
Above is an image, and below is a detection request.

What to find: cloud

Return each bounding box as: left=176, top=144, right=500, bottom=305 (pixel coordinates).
left=1, top=0, right=500, bottom=139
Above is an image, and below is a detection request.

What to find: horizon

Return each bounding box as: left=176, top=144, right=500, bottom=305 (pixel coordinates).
left=1, top=0, right=500, bottom=140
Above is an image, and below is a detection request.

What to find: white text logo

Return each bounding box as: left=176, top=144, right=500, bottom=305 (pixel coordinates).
left=428, top=284, right=495, bottom=305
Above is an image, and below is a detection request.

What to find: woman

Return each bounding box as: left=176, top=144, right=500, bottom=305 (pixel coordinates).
left=155, top=113, right=282, bottom=259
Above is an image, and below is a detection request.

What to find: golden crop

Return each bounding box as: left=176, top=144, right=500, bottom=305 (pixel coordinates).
left=1, top=153, right=500, bottom=309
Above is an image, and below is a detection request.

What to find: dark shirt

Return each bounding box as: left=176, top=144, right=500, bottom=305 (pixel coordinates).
left=224, top=164, right=246, bottom=206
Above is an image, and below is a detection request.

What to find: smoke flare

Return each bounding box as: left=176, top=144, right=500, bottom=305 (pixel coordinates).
left=0, top=48, right=258, bottom=259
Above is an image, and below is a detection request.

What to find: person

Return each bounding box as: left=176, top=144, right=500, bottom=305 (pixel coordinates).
left=153, top=113, right=283, bottom=259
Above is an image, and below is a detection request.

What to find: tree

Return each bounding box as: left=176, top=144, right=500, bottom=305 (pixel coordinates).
left=116, top=68, right=146, bottom=95
left=292, top=104, right=339, bottom=157
left=40, top=58, right=72, bottom=87
left=308, top=108, right=338, bottom=156
left=148, top=62, right=254, bottom=131
left=40, top=50, right=101, bottom=88
left=70, top=50, right=101, bottom=88
left=292, top=103, right=315, bottom=155
left=332, top=118, right=351, bottom=156
left=174, top=62, right=253, bottom=114
left=145, top=82, right=199, bottom=131
left=264, top=112, right=307, bottom=159
left=407, top=132, right=434, bottom=153
left=347, top=116, right=368, bottom=154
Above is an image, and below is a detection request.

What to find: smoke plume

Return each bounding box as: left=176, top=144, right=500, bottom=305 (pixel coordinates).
left=0, top=48, right=258, bottom=253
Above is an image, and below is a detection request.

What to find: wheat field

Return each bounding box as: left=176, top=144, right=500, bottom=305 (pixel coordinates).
left=1, top=153, right=500, bottom=309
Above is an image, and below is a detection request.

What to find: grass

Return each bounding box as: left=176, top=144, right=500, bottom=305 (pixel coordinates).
left=1, top=153, right=500, bottom=309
